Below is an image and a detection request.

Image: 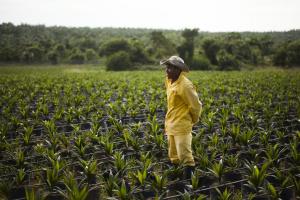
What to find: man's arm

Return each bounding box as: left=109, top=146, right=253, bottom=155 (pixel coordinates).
left=181, top=83, right=202, bottom=124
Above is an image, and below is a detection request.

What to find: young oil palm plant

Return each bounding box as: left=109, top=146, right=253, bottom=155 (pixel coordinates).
left=56, top=171, right=89, bottom=200
left=191, top=170, right=200, bottom=190
left=112, top=151, right=128, bottom=173
left=42, top=120, right=57, bottom=137
left=266, top=183, right=280, bottom=200
left=79, top=158, right=97, bottom=184
left=151, top=172, right=167, bottom=194
left=230, top=124, right=240, bottom=145
left=114, top=179, right=131, bottom=200
left=208, top=159, right=226, bottom=184
left=238, top=129, right=255, bottom=146
left=147, top=115, right=160, bottom=136
left=215, top=187, right=233, bottom=200
left=103, top=170, right=118, bottom=196
left=15, top=149, right=25, bottom=169
left=74, top=135, right=88, bottom=158
left=15, top=168, right=26, bottom=185
left=263, top=143, right=286, bottom=167
left=289, top=140, right=300, bottom=165
left=244, top=161, right=269, bottom=192
left=25, top=187, right=46, bottom=200
left=22, top=126, right=33, bottom=146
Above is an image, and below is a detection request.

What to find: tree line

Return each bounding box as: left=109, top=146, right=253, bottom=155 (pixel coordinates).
left=0, top=22, right=300, bottom=70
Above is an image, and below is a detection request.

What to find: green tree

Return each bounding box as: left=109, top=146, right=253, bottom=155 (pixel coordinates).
left=217, top=49, right=240, bottom=70
left=99, top=39, right=131, bottom=57
left=106, top=51, right=132, bottom=71
left=150, top=31, right=176, bottom=58
left=202, top=38, right=220, bottom=65
left=286, top=40, right=300, bottom=66
left=177, top=28, right=198, bottom=64
left=85, top=48, right=98, bottom=62
left=69, top=48, right=85, bottom=64
left=20, top=45, right=44, bottom=63
left=47, top=51, right=59, bottom=64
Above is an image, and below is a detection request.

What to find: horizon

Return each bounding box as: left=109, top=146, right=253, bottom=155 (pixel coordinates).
left=1, top=0, right=300, bottom=32
left=1, top=22, right=300, bottom=33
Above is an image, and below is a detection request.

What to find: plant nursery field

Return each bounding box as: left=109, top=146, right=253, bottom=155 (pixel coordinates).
left=0, top=66, right=300, bottom=200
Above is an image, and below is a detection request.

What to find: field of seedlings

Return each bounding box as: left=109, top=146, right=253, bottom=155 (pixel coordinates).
left=0, top=67, right=300, bottom=200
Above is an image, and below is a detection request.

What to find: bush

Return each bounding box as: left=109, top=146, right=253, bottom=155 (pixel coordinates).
left=217, top=50, right=240, bottom=70
left=273, top=46, right=287, bottom=66
left=106, top=51, right=132, bottom=71
left=47, top=51, right=58, bottom=64
left=100, top=39, right=131, bottom=57
left=286, top=40, right=300, bottom=66
left=85, top=49, right=98, bottom=62
left=189, top=55, right=212, bottom=70
left=273, top=40, right=300, bottom=67
left=69, top=51, right=85, bottom=64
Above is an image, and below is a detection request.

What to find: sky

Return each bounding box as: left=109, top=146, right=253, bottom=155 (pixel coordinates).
left=0, top=0, right=299, bottom=32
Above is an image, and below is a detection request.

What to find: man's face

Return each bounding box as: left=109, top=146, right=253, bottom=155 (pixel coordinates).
left=166, top=64, right=181, bottom=80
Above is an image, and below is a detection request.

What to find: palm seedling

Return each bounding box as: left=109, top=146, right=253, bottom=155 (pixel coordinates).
left=215, top=187, right=233, bottom=200
left=147, top=114, right=160, bottom=136
left=15, top=168, right=26, bottom=185
left=203, top=111, right=215, bottom=132
left=289, top=140, right=300, bottom=165
left=191, top=170, right=200, bottom=190
left=0, top=125, right=8, bottom=152
left=263, top=144, right=286, bottom=167
left=42, top=120, right=57, bottom=137
left=44, top=152, right=65, bottom=190
left=208, top=132, right=219, bottom=147
left=56, top=171, right=89, bottom=200
left=58, top=134, right=71, bottom=154
left=224, top=154, right=239, bottom=170
left=152, top=132, right=165, bottom=150
left=198, top=152, right=210, bottom=169
left=108, top=116, right=124, bottom=133
left=104, top=140, right=114, bottom=156
left=151, top=172, right=167, bottom=194
left=208, top=159, right=226, bottom=183
left=22, top=126, right=33, bottom=146
left=90, top=121, right=101, bottom=137
left=45, top=132, right=59, bottom=152
left=148, top=102, right=158, bottom=116
left=219, top=107, right=229, bottom=128
left=79, top=158, right=97, bottom=184
left=25, top=187, right=46, bottom=200
left=114, top=179, right=131, bottom=200
left=74, top=135, right=88, bottom=158
left=112, top=151, right=128, bottom=173
left=259, top=131, right=271, bottom=145
left=238, top=128, right=255, bottom=146
left=232, top=105, right=244, bottom=123
left=121, top=129, right=132, bottom=149
left=103, top=170, right=118, bottom=196
left=133, top=169, right=147, bottom=187
left=15, top=149, right=25, bottom=169
left=266, top=183, right=280, bottom=200
left=230, top=124, right=240, bottom=145
left=45, top=167, right=61, bottom=191
left=244, top=161, right=269, bottom=192
left=53, top=107, right=64, bottom=121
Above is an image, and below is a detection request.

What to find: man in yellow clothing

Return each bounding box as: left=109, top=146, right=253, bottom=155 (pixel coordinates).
left=160, top=55, right=202, bottom=179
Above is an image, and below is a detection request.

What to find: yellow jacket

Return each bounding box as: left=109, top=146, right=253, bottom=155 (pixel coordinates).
left=165, top=73, right=202, bottom=135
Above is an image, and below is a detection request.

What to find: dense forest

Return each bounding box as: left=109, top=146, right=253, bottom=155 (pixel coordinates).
left=0, top=22, right=300, bottom=70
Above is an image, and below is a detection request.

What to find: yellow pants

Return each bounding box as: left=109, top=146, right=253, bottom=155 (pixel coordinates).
left=167, top=133, right=195, bottom=166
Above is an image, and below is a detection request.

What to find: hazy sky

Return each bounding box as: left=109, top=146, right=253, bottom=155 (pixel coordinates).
left=0, top=0, right=299, bottom=32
